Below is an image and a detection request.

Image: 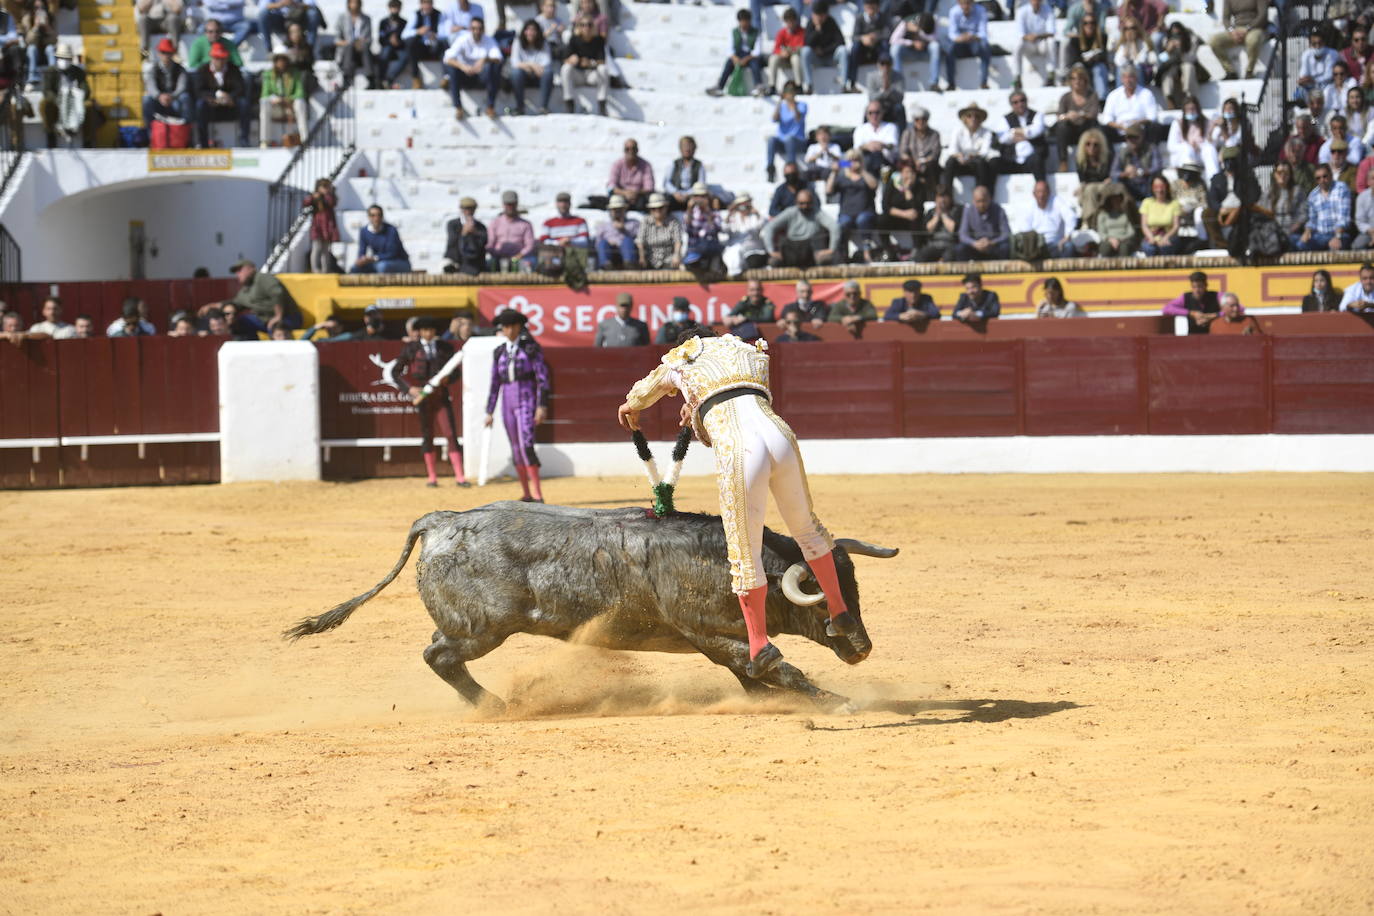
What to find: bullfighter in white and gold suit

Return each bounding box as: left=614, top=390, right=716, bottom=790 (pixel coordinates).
left=616, top=329, right=855, bottom=679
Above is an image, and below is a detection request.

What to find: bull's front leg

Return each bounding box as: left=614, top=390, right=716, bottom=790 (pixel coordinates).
left=683, top=633, right=850, bottom=710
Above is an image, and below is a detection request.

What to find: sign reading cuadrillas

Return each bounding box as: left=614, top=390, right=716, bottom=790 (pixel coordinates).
left=147, top=149, right=234, bottom=171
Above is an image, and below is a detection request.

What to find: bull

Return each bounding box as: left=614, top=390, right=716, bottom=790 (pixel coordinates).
left=284, top=502, right=898, bottom=709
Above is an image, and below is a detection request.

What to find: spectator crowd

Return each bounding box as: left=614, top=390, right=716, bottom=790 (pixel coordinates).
left=279, top=0, right=1374, bottom=274
left=5, top=261, right=1371, bottom=352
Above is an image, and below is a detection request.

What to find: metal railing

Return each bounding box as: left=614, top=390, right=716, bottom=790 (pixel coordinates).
left=0, top=81, right=27, bottom=200
left=0, top=224, right=22, bottom=283
left=262, top=83, right=357, bottom=272
left=1245, top=0, right=1329, bottom=164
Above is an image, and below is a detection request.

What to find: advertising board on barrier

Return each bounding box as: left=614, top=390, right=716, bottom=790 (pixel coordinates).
left=339, top=352, right=410, bottom=415
left=476, top=282, right=847, bottom=346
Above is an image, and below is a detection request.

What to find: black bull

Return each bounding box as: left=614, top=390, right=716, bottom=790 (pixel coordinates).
left=284, top=502, right=899, bottom=709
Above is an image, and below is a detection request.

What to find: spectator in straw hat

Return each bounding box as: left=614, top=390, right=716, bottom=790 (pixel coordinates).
left=942, top=101, right=999, bottom=190
left=638, top=192, right=685, bottom=270
left=143, top=37, right=191, bottom=130
left=41, top=43, right=95, bottom=149
left=682, top=182, right=724, bottom=272
left=444, top=196, right=489, bottom=274
left=723, top=191, right=767, bottom=275
left=594, top=195, right=641, bottom=268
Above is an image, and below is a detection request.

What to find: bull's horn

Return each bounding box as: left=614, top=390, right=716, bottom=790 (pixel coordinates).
left=835, top=538, right=900, bottom=559
left=781, top=563, right=825, bottom=606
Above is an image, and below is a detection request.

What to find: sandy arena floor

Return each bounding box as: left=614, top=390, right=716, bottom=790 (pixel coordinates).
left=2, top=473, right=1372, bottom=914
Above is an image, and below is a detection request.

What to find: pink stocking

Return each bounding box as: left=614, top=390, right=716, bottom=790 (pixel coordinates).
left=526, top=465, right=544, bottom=502
left=448, top=450, right=467, bottom=484
left=808, top=551, right=850, bottom=619
left=738, top=585, right=770, bottom=658
left=515, top=464, right=531, bottom=499
left=422, top=452, right=438, bottom=484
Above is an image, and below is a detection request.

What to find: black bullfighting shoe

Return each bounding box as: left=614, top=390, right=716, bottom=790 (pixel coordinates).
left=826, top=611, right=857, bottom=638
left=745, top=643, right=783, bottom=679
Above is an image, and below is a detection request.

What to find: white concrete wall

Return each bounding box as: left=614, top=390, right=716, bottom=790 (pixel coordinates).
left=28, top=179, right=270, bottom=281
left=478, top=435, right=1374, bottom=479
left=1, top=149, right=302, bottom=281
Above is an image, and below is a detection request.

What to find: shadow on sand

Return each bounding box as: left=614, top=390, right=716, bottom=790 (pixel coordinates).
left=808, top=698, right=1083, bottom=731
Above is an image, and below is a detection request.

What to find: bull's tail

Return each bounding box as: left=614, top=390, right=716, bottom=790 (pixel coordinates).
left=282, top=517, right=428, bottom=641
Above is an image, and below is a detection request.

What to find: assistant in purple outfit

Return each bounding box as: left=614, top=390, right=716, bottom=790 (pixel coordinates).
left=485, top=309, right=551, bottom=502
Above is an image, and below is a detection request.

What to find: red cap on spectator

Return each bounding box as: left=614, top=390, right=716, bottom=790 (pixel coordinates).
left=157, top=37, right=175, bottom=53
left=210, top=43, right=229, bottom=59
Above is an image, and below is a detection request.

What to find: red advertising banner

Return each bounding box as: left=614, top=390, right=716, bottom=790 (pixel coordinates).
left=476, top=281, right=848, bottom=346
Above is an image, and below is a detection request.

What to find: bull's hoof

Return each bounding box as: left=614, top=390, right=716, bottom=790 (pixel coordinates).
left=745, top=643, right=783, bottom=680
left=826, top=612, right=857, bottom=638
left=474, top=693, right=507, bottom=715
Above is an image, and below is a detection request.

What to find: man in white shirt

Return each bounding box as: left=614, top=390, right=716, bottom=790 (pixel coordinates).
left=1101, top=63, right=1163, bottom=143
left=1014, top=0, right=1056, bottom=89
left=28, top=297, right=78, bottom=339
left=1018, top=179, right=1077, bottom=256
left=997, top=89, right=1048, bottom=181
left=440, top=0, right=484, bottom=37
left=1339, top=262, right=1374, bottom=311
left=852, top=100, right=899, bottom=174
left=443, top=15, right=502, bottom=119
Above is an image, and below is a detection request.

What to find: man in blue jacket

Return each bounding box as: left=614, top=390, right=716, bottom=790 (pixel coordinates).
left=352, top=205, right=412, bottom=274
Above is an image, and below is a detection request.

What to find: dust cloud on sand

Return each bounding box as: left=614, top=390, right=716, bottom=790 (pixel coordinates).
left=478, top=617, right=815, bottom=721
left=2, top=474, right=1372, bottom=914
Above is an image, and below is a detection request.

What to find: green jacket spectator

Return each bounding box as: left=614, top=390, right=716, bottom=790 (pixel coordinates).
left=186, top=30, right=244, bottom=69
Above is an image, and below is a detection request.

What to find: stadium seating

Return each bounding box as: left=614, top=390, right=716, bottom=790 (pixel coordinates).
left=21, top=0, right=1278, bottom=272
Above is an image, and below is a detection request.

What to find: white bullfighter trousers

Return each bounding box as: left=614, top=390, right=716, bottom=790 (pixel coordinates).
left=701, top=393, right=834, bottom=595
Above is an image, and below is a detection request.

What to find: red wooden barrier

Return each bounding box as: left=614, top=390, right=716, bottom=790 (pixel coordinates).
left=317, top=340, right=431, bottom=480
left=0, top=339, right=61, bottom=488
left=1270, top=337, right=1374, bottom=434
left=1022, top=338, right=1148, bottom=436
left=5, top=332, right=1374, bottom=489
left=1146, top=337, right=1271, bottom=435
left=543, top=347, right=670, bottom=443
left=901, top=341, right=1022, bottom=438
left=772, top=342, right=904, bottom=440
left=0, top=337, right=222, bottom=489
